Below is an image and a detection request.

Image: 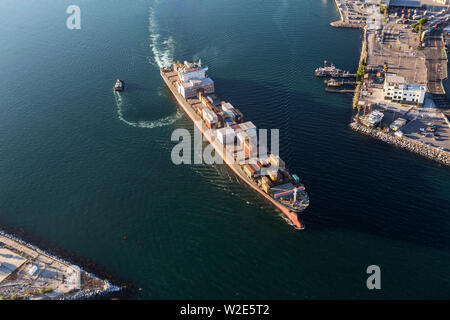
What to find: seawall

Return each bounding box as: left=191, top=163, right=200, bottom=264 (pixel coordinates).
left=350, top=122, right=450, bottom=166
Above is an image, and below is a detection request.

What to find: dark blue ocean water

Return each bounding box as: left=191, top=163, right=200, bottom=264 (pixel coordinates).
left=0, top=0, right=449, bottom=299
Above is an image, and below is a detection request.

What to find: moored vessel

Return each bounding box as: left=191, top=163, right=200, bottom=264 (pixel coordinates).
left=325, top=78, right=343, bottom=87
left=315, top=60, right=352, bottom=78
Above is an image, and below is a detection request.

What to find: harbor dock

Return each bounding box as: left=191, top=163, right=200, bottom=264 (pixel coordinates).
left=331, top=0, right=450, bottom=165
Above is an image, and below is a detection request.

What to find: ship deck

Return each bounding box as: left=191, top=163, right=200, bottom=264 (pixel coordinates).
left=160, top=68, right=304, bottom=229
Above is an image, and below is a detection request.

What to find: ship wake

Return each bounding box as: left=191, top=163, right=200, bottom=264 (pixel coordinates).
left=113, top=2, right=179, bottom=129
left=148, top=2, right=175, bottom=68
left=114, top=92, right=181, bottom=129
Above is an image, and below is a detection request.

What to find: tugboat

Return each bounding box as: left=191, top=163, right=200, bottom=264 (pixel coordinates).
left=113, top=79, right=124, bottom=92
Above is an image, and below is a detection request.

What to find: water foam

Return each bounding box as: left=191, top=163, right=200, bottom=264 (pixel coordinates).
left=114, top=92, right=182, bottom=129
left=149, top=4, right=175, bottom=68
left=114, top=2, right=180, bottom=129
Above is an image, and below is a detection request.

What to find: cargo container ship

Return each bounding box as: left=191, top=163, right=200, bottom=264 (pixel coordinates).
left=160, top=60, right=309, bottom=229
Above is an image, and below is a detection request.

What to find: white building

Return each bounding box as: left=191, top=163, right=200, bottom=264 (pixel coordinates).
left=177, top=78, right=214, bottom=98
left=362, top=110, right=385, bottom=127
left=178, top=64, right=207, bottom=82
left=383, top=74, right=426, bottom=106
left=175, top=60, right=215, bottom=98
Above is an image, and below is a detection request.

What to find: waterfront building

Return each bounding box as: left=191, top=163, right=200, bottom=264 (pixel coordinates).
left=383, top=74, right=426, bottom=106
left=361, top=110, right=385, bottom=127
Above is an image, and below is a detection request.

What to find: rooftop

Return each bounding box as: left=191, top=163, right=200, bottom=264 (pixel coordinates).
left=385, top=74, right=406, bottom=84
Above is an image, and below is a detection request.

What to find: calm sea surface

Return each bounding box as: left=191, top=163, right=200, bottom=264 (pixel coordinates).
left=0, top=0, right=449, bottom=299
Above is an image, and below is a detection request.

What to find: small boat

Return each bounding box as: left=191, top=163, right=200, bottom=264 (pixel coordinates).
left=325, top=78, right=343, bottom=87
left=113, top=79, right=124, bottom=92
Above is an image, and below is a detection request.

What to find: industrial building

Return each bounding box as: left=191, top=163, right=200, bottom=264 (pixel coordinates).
left=383, top=74, right=426, bottom=106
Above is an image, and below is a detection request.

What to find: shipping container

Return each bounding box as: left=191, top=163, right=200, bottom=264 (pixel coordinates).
left=269, top=154, right=285, bottom=168
left=216, top=127, right=235, bottom=145
left=196, top=106, right=204, bottom=117
left=265, top=167, right=280, bottom=183
left=261, top=182, right=270, bottom=194
left=202, top=108, right=218, bottom=123
left=221, top=102, right=235, bottom=112
left=226, top=110, right=236, bottom=119
left=233, top=109, right=244, bottom=122
left=261, top=175, right=272, bottom=187
left=239, top=121, right=256, bottom=131
left=231, top=124, right=241, bottom=131
left=224, top=118, right=234, bottom=126
left=243, top=164, right=257, bottom=179
left=258, top=155, right=270, bottom=167
left=250, top=163, right=261, bottom=174
left=216, top=114, right=224, bottom=128
left=244, top=141, right=258, bottom=158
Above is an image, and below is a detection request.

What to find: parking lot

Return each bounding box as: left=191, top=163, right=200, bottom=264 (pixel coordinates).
left=402, top=116, right=450, bottom=151
left=336, top=0, right=370, bottom=24
left=367, top=12, right=428, bottom=84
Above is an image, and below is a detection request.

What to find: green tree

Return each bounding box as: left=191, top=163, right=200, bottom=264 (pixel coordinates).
left=356, top=62, right=367, bottom=81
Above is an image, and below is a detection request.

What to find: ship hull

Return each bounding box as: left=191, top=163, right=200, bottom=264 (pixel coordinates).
left=160, top=69, right=305, bottom=230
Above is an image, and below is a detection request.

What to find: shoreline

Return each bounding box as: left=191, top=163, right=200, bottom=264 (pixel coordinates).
left=331, top=1, right=450, bottom=166
left=350, top=121, right=450, bottom=166
left=0, top=228, right=123, bottom=300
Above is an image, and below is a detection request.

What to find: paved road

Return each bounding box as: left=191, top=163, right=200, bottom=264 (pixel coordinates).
left=424, top=31, right=447, bottom=94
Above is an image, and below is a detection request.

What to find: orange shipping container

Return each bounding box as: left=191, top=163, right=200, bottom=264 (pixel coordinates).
left=243, top=164, right=256, bottom=179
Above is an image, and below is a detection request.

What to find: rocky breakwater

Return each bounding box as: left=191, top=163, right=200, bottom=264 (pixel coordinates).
left=350, top=122, right=450, bottom=166
left=0, top=230, right=121, bottom=300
